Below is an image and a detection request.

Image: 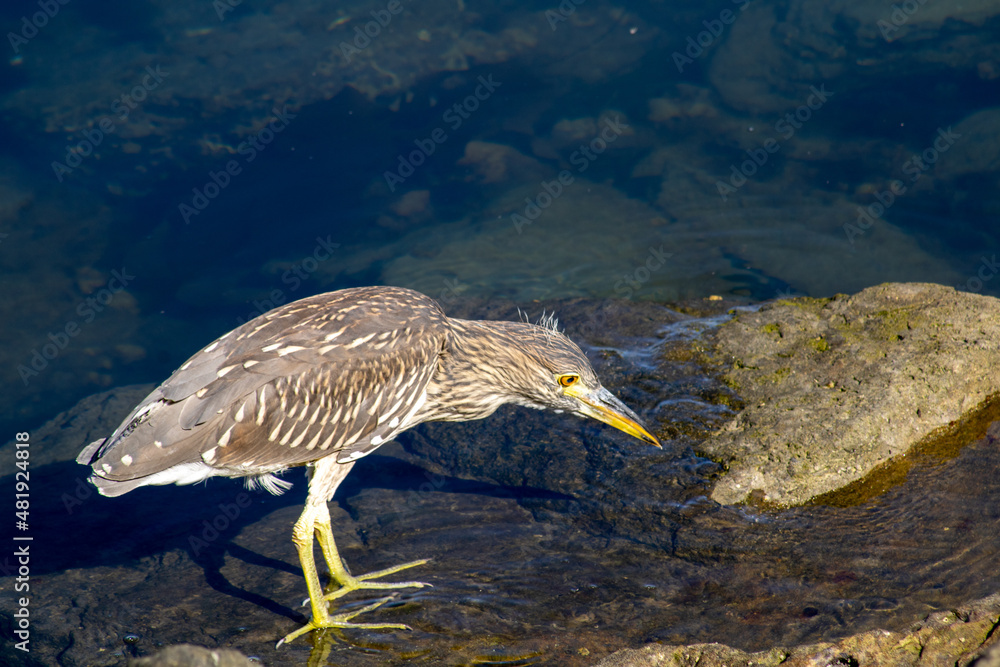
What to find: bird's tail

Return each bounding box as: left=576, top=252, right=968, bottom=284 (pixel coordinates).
left=76, top=438, right=106, bottom=465
left=76, top=437, right=149, bottom=497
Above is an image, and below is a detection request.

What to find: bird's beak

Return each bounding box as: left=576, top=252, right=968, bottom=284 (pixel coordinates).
left=566, top=385, right=661, bottom=447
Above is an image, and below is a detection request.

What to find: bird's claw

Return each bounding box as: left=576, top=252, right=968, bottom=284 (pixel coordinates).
left=277, top=598, right=412, bottom=647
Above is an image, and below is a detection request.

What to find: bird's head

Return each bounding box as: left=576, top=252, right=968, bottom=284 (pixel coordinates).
left=455, top=319, right=661, bottom=448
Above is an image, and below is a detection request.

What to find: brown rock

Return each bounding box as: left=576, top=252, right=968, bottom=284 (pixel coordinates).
left=703, top=283, right=1000, bottom=506
left=594, top=593, right=1000, bottom=667
left=131, top=644, right=255, bottom=666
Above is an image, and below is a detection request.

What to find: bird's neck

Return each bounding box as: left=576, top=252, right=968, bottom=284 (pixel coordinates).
left=416, top=319, right=542, bottom=423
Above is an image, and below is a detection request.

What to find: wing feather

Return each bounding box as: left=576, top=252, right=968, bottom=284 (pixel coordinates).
left=81, top=287, right=449, bottom=484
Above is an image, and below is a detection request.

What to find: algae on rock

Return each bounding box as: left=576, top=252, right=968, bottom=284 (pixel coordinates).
left=702, top=282, right=1000, bottom=506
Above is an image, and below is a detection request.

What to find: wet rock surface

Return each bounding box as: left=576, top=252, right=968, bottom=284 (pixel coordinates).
left=702, top=282, right=1000, bottom=506
left=595, top=593, right=1000, bottom=667
left=4, top=291, right=1000, bottom=666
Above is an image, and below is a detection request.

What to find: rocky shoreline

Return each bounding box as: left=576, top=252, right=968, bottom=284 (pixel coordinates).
left=5, top=283, right=1000, bottom=666
left=602, top=282, right=1000, bottom=665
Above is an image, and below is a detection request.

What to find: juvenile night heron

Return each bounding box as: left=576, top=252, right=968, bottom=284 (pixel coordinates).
left=77, top=286, right=659, bottom=645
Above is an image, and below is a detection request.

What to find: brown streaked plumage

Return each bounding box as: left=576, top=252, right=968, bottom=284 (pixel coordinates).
left=77, top=285, right=660, bottom=645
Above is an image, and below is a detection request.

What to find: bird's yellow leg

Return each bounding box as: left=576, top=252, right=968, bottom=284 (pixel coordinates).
left=313, top=501, right=430, bottom=602
left=277, top=503, right=412, bottom=647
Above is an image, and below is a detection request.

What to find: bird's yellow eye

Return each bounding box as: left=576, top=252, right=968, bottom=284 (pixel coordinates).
left=558, top=374, right=579, bottom=388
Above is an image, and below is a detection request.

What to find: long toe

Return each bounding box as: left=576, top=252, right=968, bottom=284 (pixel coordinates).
left=323, top=558, right=431, bottom=601
left=356, top=558, right=430, bottom=581
left=325, top=578, right=430, bottom=601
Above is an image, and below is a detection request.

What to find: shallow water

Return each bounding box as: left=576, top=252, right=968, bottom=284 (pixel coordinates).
left=3, top=0, right=1000, bottom=663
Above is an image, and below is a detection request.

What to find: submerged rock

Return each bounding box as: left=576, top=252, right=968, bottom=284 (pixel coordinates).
left=702, top=282, right=1000, bottom=506
left=709, top=0, right=1000, bottom=115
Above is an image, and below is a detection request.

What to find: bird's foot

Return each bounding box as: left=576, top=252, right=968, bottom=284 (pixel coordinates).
left=276, top=597, right=410, bottom=647
left=322, top=558, right=431, bottom=602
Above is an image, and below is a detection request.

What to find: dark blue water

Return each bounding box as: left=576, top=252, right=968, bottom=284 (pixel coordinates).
left=5, top=0, right=1000, bottom=434
left=3, top=0, right=1000, bottom=663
